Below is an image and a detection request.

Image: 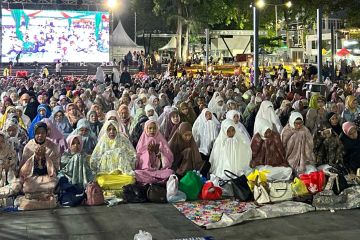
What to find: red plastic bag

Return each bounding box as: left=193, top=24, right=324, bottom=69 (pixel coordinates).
left=299, top=171, right=325, bottom=194
left=199, top=182, right=222, bottom=200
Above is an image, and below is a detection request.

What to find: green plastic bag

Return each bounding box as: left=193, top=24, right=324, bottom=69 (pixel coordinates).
left=179, top=171, right=203, bottom=201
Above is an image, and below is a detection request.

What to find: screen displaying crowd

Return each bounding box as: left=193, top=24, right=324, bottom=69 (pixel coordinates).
left=1, top=9, right=109, bottom=63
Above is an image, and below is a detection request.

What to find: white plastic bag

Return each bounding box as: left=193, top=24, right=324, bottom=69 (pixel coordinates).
left=134, top=230, right=152, bottom=240
left=166, top=174, right=186, bottom=203
left=256, top=165, right=293, bottom=181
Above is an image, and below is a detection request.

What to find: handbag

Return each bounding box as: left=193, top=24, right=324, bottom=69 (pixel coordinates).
left=123, top=184, right=148, bottom=203
left=254, top=183, right=271, bottom=204
left=147, top=184, right=167, bottom=203
left=223, top=170, right=253, bottom=201
left=324, top=169, right=348, bottom=195
left=179, top=171, right=203, bottom=201
left=268, top=182, right=293, bottom=202
left=199, top=182, right=222, bottom=200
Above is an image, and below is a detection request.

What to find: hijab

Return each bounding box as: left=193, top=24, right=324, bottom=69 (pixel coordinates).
left=254, top=101, right=282, bottom=134
left=28, top=104, right=51, bottom=139
left=209, top=119, right=252, bottom=179
left=326, top=112, right=342, bottom=135
left=50, top=106, right=73, bottom=136
left=225, top=110, right=251, bottom=144
left=192, top=108, right=220, bottom=156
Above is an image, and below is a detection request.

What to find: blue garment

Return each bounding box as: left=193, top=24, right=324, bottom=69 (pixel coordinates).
left=50, top=105, right=73, bottom=137
left=28, top=104, right=51, bottom=139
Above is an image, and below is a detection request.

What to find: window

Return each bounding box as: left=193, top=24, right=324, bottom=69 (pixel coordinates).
left=322, top=20, right=326, bottom=29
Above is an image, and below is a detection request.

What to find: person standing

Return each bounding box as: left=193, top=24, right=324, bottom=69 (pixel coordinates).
left=96, top=64, right=105, bottom=83
left=55, top=60, right=62, bottom=77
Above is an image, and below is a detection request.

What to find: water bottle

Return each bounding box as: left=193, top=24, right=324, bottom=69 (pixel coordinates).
left=134, top=230, right=152, bottom=240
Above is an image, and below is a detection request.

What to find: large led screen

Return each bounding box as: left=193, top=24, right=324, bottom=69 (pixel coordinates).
left=1, top=9, right=109, bottom=62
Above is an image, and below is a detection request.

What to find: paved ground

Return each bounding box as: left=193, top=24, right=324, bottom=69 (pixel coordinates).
left=0, top=203, right=359, bottom=240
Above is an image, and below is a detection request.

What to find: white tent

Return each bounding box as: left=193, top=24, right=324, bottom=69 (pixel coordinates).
left=111, top=20, right=143, bottom=59
left=112, top=20, right=138, bottom=48
left=159, top=36, right=177, bottom=51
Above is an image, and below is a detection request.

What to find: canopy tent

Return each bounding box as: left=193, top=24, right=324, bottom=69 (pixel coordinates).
left=337, top=48, right=351, bottom=57
left=112, top=20, right=138, bottom=48
left=159, top=36, right=177, bottom=51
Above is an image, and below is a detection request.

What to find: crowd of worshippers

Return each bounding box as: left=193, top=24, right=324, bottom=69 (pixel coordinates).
left=0, top=72, right=360, bottom=208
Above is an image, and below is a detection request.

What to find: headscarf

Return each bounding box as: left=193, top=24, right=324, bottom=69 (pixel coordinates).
left=308, top=94, right=319, bottom=110
left=168, top=122, right=203, bottom=176
left=50, top=106, right=73, bottom=136
left=192, top=108, right=220, bottom=156
left=254, top=117, right=273, bottom=139
left=66, top=134, right=84, bottom=153
left=159, top=107, right=181, bottom=141
left=65, top=103, right=82, bottom=126
left=281, top=111, right=315, bottom=173
left=209, top=119, right=252, bottom=179
left=89, top=120, right=137, bottom=174
left=326, top=112, right=342, bottom=135
left=145, top=104, right=159, bottom=121
left=225, top=110, right=251, bottom=144
left=0, top=106, right=26, bottom=129
left=289, top=111, right=303, bottom=129
left=345, top=95, right=357, bottom=112
left=129, top=108, right=146, bottom=134
left=178, top=102, right=197, bottom=125
left=28, top=104, right=51, bottom=139
left=342, top=122, right=356, bottom=136
left=136, top=119, right=173, bottom=170
left=69, top=119, right=97, bottom=155
left=254, top=101, right=282, bottom=134
left=98, top=110, right=127, bottom=139
left=41, top=118, right=67, bottom=154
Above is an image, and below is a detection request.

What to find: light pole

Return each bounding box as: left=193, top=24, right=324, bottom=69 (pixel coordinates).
left=257, top=1, right=292, bottom=37
left=253, top=6, right=259, bottom=87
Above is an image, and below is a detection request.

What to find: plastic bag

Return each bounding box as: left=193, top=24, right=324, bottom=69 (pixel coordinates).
left=256, top=166, right=293, bottom=181
left=166, top=175, right=186, bottom=203
left=291, top=177, right=309, bottom=196
left=134, top=230, right=152, bottom=240
left=247, top=169, right=268, bottom=192
left=179, top=171, right=203, bottom=201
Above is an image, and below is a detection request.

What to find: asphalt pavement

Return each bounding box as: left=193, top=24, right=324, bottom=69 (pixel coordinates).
left=0, top=203, right=359, bottom=240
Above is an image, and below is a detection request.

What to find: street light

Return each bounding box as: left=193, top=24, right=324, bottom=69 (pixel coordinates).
left=107, top=0, right=117, bottom=9
left=255, top=1, right=292, bottom=37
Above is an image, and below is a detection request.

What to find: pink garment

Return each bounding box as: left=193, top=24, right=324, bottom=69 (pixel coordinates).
left=135, top=119, right=174, bottom=184
left=66, top=134, right=84, bottom=152
left=342, top=122, right=356, bottom=136
left=41, top=118, right=68, bottom=154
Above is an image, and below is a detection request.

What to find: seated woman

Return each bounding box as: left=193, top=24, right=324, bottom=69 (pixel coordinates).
left=50, top=106, right=73, bottom=138
left=305, top=95, right=328, bottom=134
left=130, top=109, right=149, bottom=147
left=59, top=135, right=94, bottom=186
left=0, top=106, right=26, bottom=130
left=178, top=102, right=197, bottom=125
left=20, top=122, right=59, bottom=194
left=65, top=103, right=83, bottom=129
left=28, top=104, right=51, bottom=139
left=169, top=122, right=204, bottom=177
left=87, top=110, right=103, bottom=136
left=98, top=110, right=127, bottom=139
left=192, top=108, right=220, bottom=162
left=254, top=100, right=283, bottom=135
left=69, top=119, right=97, bottom=155
left=41, top=118, right=67, bottom=155
left=159, top=108, right=181, bottom=141
left=250, top=118, right=288, bottom=168
left=326, top=112, right=343, bottom=136
left=314, top=122, right=344, bottom=168
left=342, top=95, right=360, bottom=122
left=3, top=119, right=29, bottom=163
left=281, top=112, right=316, bottom=174
left=135, top=120, right=174, bottom=184
left=226, top=110, right=251, bottom=144
left=90, top=104, right=105, bottom=122
left=209, top=119, right=252, bottom=179
left=90, top=120, right=137, bottom=190
left=145, top=104, right=159, bottom=121
left=340, top=122, right=360, bottom=173
left=0, top=131, right=17, bottom=187
left=118, top=104, right=133, bottom=136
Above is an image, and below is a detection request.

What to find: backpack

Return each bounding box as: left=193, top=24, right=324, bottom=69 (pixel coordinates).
left=85, top=182, right=104, bottom=206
